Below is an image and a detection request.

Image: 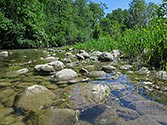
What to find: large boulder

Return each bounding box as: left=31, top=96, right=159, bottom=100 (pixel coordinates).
left=34, top=108, right=79, bottom=125
left=70, top=83, right=110, bottom=108
left=50, top=69, right=78, bottom=82
left=98, top=52, right=114, bottom=62
left=34, top=64, right=55, bottom=75
left=156, top=71, right=167, bottom=80
left=17, top=85, right=55, bottom=112
left=0, top=51, right=8, bottom=57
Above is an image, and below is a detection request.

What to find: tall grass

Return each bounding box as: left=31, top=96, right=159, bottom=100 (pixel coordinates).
left=74, top=36, right=118, bottom=52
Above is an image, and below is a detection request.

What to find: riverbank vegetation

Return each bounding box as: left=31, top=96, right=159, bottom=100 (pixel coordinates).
left=0, top=0, right=167, bottom=68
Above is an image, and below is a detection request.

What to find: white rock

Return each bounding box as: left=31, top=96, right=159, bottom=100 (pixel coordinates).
left=16, top=68, right=29, bottom=75
left=0, top=51, right=8, bottom=57
left=52, top=69, right=78, bottom=81
left=48, top=61, right=65, bottom=71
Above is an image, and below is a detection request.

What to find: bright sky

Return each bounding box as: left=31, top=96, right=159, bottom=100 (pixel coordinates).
left=92, top=0, right=162, bottom=14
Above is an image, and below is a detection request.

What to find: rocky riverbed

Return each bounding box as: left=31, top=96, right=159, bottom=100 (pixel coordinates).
left=0, top=48, right=167, bottom=125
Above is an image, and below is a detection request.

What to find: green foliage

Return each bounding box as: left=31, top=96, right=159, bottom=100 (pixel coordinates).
left=74, top=36, right=118, bottom=52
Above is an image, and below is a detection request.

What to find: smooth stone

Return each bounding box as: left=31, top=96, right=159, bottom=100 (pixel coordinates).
left=98, top=52, right=114, bottom=62
left=0, top=51, right=8, bottom=57
left=65, top=52, right=75, bottom=59
left=91, top=51, right=102, bottom=57
left=17, top=85, right=55, bottom=112
left=137, top=67, right=150, bottom=74
left=37, top=109, right=79, bottom=125
left=34, top=64, right=55, bottom=75
left=63, top=58, right=72, bottom=63
left=89, top=71, right=106, bottom=78
left=16, top=68, right=29, bottom=75
left=0, top=108, right=14, bottom=119
left=101, top=65, right=116, bottom=73
left=45, top=56, right=58, bottom=62
left=48, top=61, right=65, bottom=71
left=120, top=65, right=132, bottom=70
left=51, top=69, right=78, bottom=82
left=78, top=50, right=90, bottom=58
left=76, top=54, right=85, bottom=60
left=70, top=83, right=110, bottom=108
left=79, top=68, right=89, bottom=76
left=156, top=71, right=167, bottom=80
left=111, top=50, right=121, bottom=59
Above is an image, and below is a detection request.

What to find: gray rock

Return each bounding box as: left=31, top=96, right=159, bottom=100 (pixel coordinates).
left=17, top=85, right=55, bottom=112
left=91, top=51, right=102, bottom=57
left=102, top=65, right=116, bottom=73
left=138, top=67, right=150, bottom=75
left=0, top=51, right=8, bottom=57
left=63, top=58, right=72, bottom=63
left=37, top=108, right=78, bottom=125
left=51, top=69, right=78, bottom=82
left=111, top=50, right=121, bottom=59
left=89, top=71, right=106, bottom=78
left=120, top=65, right=132, bottom=70
left=16, top=68, right=29, bottom=75
left=48, top=61, right=65, bottom=71
left=85, top=65, right=95, bottom=71
left=98, top=52, right=114, bottom=62
left=76, top=54, right=85, bottom=60
left=34, top=64, right=55, bottom=75
left=48, top=48, right=55, bottom=52
left=78, top=50, right=90, bottom=58
left=79, top=68, right=89, bottom=76
left=156, top=71, right=167, bottom=80
left=65, top=52, right=75, bottom=59
left=70, top=83, right=110, bottom=108
left=45, top=56, right=58, bottom=62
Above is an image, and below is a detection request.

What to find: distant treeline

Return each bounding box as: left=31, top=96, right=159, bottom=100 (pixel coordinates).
left=0, top=0, right=166, bottom=50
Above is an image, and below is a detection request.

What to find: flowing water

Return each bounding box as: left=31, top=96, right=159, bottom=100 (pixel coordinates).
left=0, top=49, right=167, bottom=125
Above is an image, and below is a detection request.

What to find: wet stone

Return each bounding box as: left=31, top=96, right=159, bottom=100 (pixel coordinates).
left=88, top=71, right=106, bottom=78
left=17, top=85, right=55, bottom=112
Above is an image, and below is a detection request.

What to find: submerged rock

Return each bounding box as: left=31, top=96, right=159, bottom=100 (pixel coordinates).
left=50, top=69, right=78, bottom=82
left=89, top=71, right=106, bottom=78
left=16, top=68, right=29, bottom=75
left=70, top=83, right=110, bottom=108
left=17, top=85, right=55, bottom=112
left=36, top=108, right=78, bottom=125
left=156, top=71, right=167, bottom=80
left=0, top=51, right=8, bottom=57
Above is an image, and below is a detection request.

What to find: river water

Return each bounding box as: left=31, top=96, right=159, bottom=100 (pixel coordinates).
left=0, top=49, right=167, bottom=125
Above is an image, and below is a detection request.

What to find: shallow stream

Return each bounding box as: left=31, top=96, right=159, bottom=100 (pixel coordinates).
left=0, top=49, right=167, bottom=125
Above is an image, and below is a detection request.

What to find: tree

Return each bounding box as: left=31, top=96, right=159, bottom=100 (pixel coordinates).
left=128, top=0, right=147, bottom=28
